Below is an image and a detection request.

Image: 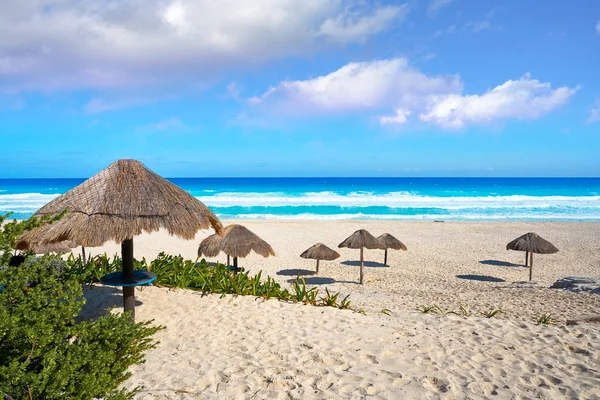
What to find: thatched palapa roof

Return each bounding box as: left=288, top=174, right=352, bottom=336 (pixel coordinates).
left=197, top=233, right=222, bottom=258
left=300, top=243, right=340, bottom=261
left=506, top=232, right=559, bottom=254
left=31, top=240, right=74, bottom=254
left=218, top=224, right=275, bottom=258
left=17, top=159, right=222, bottom=249
left=338, top=229, right=380, bottom=249
left=377, top=233, right=407, bottom=251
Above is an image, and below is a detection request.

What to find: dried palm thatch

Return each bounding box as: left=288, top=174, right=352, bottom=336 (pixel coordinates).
left=377, top=233, right=407, bottom=266
left=197, top=233, right=222, bottom=258
left=338, top=229, right=379, bottom=284
left=15, top=159, right=223, bottom=321
left=17, top=159, right=222, bottom=249
left=218, top=224, right=275, bottom=269
left=338, top=229, right=380, bottom=250
left=31, top=240, right=74, bottom=254
left=506, top=232, right=559, bottom=281
left=300, top=243, right=340, bottom=274
left=377, top=233, right=407, bottom=251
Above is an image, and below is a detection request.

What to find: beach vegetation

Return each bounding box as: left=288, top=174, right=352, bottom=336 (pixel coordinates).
left=0, top=212, right=65, bottom=266
left=535, top=313, right=560, bottom=325
left=482, top=309, right=504, bottom=318
left=0, top=256, right=161, bottom=400
left=60, top=252, right=352, bottom=311
left=381, top=308, right=392, bottom=315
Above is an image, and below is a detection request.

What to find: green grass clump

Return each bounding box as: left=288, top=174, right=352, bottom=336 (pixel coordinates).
left=535, top=313, right=560, bottom=325
left=481, top=309, right=504, bottom=318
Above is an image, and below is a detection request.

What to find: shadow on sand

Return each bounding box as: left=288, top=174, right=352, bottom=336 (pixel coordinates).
left=287, top=276, right=337, bottom=285
left=78, top=285, right=144, bottom=321
left=341, top=260, right=389, bottom=268
left=277, top=268, right=316, bottom=276
left=479, top=259, right=525, bottom=268
left=456, top=274, right=506, bottom=283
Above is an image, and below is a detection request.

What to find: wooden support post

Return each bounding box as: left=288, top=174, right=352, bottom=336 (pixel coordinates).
left=227, top=255, right=230, bottom=267
left=233, top=256, right=238, bottom=272
left=122, top=238, right=135, bottom=321
left=525, top=251, right=529, bottom=268
left=360, top=247, right=364, bottom=285
left=82, top=246, right=86, bottom=264
left=529, top=252, right=534, bottom=281
left=316, top=259, right=320, bottom=274
left=384, top=249, right=388, bottom=266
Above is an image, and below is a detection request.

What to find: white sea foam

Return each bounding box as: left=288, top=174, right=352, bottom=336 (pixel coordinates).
left=197, top=191, right=600, bottom=210
left=217, top=213, right=600, bottom=221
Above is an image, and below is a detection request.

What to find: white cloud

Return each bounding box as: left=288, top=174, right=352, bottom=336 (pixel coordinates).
left=587, top=100, right=600, bottom=123
left=84, top=97, right=168, bottom=114
left=428, top=0, right=454, bottom=16
left=135, top=117, right=200, bottom=133
left=250, top=60, right=578, bottom=129
left=378, top=109, right=411, bottom=125
left=420, top=74, right=579, bottom=129
left=319, top=5, right=409, bottom=44
left=0, top=0, right=408, bottom=92
left=250, top=58, right=461, bottom=113
left=596, top=20, right=600, bottom=35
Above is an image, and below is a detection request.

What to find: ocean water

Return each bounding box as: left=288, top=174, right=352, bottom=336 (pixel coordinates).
left=1, top=178, right=600, bottom=221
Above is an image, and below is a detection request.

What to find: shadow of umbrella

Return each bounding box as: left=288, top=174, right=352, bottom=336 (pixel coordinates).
left=277, top=269, right=315, bottom=276
left=78, top=285, right=144, bottom=321
left=288, top=277, right=336, bottom=285
left=479, top=260, right=526, bottom=268
left=456, top=274, right=506, bottom=282
left=341, top=260, right=389, bottom=268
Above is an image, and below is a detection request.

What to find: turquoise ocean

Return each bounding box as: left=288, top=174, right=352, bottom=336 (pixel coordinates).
left=1, top=178, right=600, bottom=221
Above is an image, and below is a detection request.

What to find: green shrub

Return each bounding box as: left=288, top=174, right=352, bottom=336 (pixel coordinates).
left=0, top=258, right=162, bottom=400
left=0, top=212, right=65, bottom=266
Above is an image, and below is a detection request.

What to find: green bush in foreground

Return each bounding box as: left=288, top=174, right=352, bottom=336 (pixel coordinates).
left=0, top=259, right=162, bottom=400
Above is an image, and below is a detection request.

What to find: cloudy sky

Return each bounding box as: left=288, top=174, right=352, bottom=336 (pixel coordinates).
left=1, top=0, right=599, bottom=177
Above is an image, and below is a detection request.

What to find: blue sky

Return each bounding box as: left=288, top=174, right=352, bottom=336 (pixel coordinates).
left=0, top=0, right=599, bottom=178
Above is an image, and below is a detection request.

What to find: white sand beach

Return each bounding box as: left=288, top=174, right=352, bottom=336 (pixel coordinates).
left=79, top=221, right=600, bottom=399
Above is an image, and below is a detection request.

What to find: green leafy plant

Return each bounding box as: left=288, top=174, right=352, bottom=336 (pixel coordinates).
left=339, top=295, right=351, bottom=310
left=381, top=308, right=392, bottom=316
left=319, top=289, right=340, bottom=307
left=0, top=212, right=66, bottom=266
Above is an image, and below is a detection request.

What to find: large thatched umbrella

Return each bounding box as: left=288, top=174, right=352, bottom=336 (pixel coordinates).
left=16, top=159, right=222, bottom=320
left=300, top=243, right=340, bottom=274
left=377, top=233, right=407, bottom=266
left=506, top=232, right=559, bottom=281
left=338, top=229, right=380, bottom=284
left=215, top=224, right=275, bottom=269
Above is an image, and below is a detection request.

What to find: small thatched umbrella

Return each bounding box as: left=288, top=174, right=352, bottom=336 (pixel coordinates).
left=218, top=224, right=275, bottom=269
left=16, top=159, right=222, bottom=320
left=506, top=232, right=559, bottom=281
left=377, top=233, right=407, bottom=266
left=197, top=232, right=230, bottom=266
left=300, top=243, right=340, bottom=274
left=338, top=229, right=380, bottom=284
